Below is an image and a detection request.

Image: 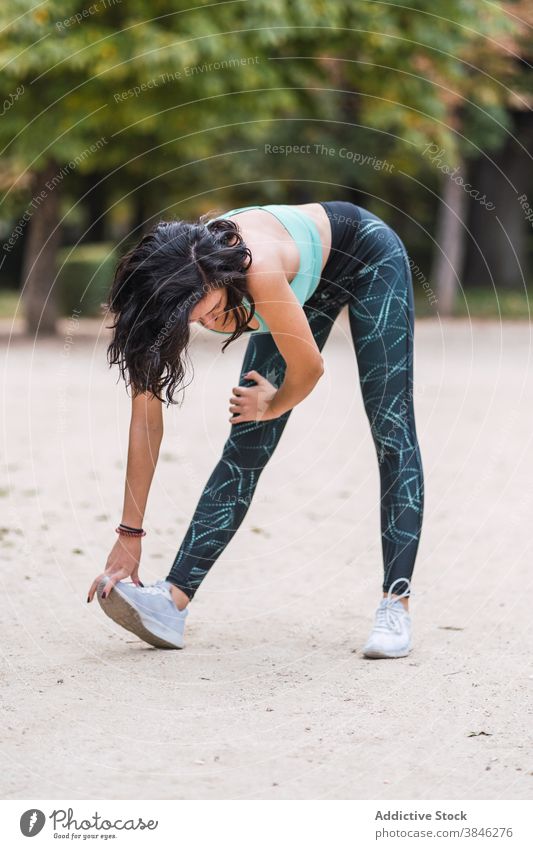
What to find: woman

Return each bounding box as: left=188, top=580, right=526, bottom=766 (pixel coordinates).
left=87, top=200, right=424, bottom=659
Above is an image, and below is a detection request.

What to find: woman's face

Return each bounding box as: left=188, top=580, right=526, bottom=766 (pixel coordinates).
left=189, top=287, right=228, bottom=329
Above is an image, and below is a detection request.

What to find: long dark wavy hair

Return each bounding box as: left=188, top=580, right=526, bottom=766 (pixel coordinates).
left=105, top=214, right=254, bottom=405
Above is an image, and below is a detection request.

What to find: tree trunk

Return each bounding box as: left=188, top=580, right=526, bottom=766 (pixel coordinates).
left=431, top=161, right=468, bottom=316
left=131, top=189, right=152, bottom=237
left=21, top=161, right=62, bottom=336
left=79, top=171, right=107, bottom=243
left=463, top=110, right=533, bottom=289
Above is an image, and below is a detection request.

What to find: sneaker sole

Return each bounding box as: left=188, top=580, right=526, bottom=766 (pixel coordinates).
left=363, top=647, right=412, bottom=659
left=97, top=579, right=184, bottom=649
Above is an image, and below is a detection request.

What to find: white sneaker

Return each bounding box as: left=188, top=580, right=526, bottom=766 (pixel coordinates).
left=362, top=579, right=412, bottom=659
left=97, top=577, right=188, bottom=649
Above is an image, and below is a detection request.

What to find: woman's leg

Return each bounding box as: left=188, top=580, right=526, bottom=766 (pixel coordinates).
left=166, top=303, right=343, bottom=602
left=346, top=212, right=424, bottom=599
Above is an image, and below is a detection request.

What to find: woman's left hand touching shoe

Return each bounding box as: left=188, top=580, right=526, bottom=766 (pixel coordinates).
left=229, top=370, right=279, bottom=423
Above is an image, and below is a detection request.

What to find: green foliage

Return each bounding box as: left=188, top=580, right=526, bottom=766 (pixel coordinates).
left=0, top=289, right=20, bottom=318
left=0, top=1, right=523, bottom=223
left=414, top=285, right=533, bottom=320
left=56, top=242, right=117, bottom=316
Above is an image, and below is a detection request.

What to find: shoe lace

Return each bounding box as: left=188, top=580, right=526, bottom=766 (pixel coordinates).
left=374, top=578, right=411, bottom=634
left=138, top=582, right=170, bottom=597
left=374, top=604, right=403, bottom=634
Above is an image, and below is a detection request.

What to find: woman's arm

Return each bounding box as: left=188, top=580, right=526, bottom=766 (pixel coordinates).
left=229, top=268, right=324, bottom=423
left=121, top=391, right=164, bottom=527
left=87, top=391, right=163, bottom=601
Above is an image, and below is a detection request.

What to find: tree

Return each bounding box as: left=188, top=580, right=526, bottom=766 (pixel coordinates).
left=0, top=0, right=524, bottom=330
left=0, top=0, right=341, bottom=333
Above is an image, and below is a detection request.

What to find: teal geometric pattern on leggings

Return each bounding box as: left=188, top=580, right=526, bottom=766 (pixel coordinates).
left=344, top=214, right=424, bottom=593
left=167, top=208, right=424, bottom=599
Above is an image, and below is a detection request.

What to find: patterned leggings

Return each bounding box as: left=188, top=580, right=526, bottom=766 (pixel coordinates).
left=166, top=201, right=424, bottom=600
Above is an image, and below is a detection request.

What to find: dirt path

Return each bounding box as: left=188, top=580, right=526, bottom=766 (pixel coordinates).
left=1, top=313, right=532, bottom=799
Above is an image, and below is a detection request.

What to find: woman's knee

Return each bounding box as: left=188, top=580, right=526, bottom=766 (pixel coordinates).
left=368, top=411, right=420, bottom=467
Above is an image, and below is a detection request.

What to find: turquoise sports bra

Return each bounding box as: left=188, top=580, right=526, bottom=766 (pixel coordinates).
left=203, top=204, right=324, bottom=334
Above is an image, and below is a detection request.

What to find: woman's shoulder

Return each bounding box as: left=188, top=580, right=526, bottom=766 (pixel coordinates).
left=246, top=250, right=289, bottom=290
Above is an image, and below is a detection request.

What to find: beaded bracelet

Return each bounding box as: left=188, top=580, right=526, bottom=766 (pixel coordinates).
left=115, top=523, right=146, bottom=537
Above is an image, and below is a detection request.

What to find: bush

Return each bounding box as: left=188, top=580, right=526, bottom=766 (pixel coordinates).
left=57, top=243, right=117, bottom=317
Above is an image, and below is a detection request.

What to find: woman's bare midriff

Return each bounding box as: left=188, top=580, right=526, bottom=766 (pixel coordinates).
left=210, top=203, right=333, bottom=332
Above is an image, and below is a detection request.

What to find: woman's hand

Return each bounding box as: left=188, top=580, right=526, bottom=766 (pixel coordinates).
left=229, top=370, right=280, bottom=423
left=87, top=534, right=143, bottom=603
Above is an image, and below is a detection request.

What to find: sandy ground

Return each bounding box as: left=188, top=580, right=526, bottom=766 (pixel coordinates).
left=1, top=310, right=532, bottom=800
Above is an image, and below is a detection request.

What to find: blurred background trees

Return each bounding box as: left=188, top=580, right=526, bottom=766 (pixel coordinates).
left=0, top=0, right=531, bottom=334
